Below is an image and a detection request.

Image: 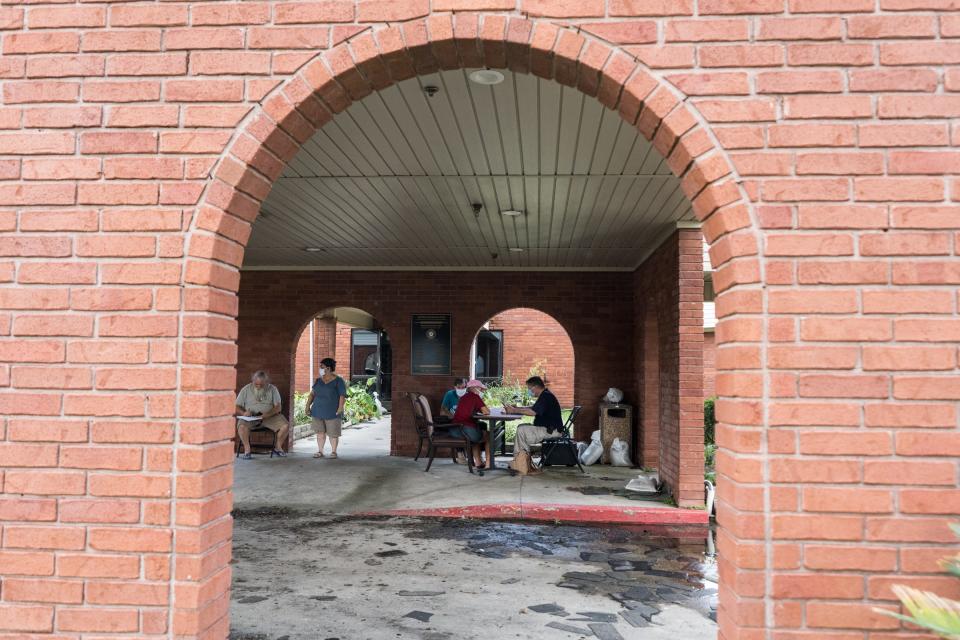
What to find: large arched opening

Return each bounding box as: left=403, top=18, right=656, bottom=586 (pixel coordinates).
left=177, top=15, right=761, bottom=639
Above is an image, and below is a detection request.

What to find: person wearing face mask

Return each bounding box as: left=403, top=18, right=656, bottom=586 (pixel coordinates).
left=450, top=379, right=491, bottom=469
left=505, top=376, right=563, bottom=475
left=306, top=357, right=347, bottom=459
left=438, top=377, right=468, bottom=423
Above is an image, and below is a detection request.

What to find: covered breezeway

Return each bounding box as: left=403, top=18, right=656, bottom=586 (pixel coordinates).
left=234, top=67, right=708, bottom=509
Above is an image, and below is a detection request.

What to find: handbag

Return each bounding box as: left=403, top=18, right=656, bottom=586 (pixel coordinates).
left=541, top=437, right=580, bottom=467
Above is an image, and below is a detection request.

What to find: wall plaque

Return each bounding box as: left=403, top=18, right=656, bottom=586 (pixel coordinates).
left=411, top=314, right=451, bottom=375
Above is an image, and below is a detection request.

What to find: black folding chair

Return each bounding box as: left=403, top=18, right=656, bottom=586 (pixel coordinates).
left=537, top=405, right=583, bottom=472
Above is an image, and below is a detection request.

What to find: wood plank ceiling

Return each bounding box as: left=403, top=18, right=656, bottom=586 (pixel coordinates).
left=245, top=69, right=697, bottom=270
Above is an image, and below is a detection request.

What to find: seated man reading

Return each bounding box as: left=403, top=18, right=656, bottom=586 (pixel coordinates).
left=505, top=376, right=563, bottom=475
left=236, top=370, right=289, bottom=460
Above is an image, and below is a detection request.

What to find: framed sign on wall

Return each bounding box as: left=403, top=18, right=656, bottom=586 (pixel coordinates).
left=411, top=314, right=451, bottom=375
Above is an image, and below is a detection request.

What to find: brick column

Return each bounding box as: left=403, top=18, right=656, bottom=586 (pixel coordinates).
left=635, top=228, right=705, bottom=507
left=677, top=227, right=706, bottom=506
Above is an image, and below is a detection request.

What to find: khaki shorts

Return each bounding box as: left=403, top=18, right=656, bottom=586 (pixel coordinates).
left=238, top=414, right=288, bottom=432
left=311, top=417, right=342, bottom=437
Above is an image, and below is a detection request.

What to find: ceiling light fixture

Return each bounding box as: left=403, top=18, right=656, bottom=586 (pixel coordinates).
left=423, top=85, right=439, bottom=97
left=469, top=69, right=505, bottom=85
left=303, top=247, right=325, bottom=252
left=500, top=209, right=524, bottom=217
left=508, top=247, right=525, bottom=253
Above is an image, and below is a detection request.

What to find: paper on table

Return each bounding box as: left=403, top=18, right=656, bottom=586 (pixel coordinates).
left=237, top=415, right=261, bottom=422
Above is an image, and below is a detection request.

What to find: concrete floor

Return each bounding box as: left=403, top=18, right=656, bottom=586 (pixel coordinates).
left=230, top=417, right=717, bottom=639
left=233, top=416, right=695, bottom=523
left=228, top=513, right=718, bottom=640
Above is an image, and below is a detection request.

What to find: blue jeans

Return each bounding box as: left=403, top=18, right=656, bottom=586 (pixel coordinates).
left=447, top=425, right=483, bottom=443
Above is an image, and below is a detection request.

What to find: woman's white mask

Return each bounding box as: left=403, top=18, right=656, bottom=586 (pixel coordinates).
left=455, top=388, right=467, bottom=398
left=318, top=368, right=327, bottom=377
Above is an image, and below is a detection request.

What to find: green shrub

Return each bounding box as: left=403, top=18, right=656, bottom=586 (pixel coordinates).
left=293, top=392, right=310, bottom=425
left=704, top=396, right=716, bottom=446
left=481, top=380, right=530, bottom=410
left=344, top=378, right=379, bottom=424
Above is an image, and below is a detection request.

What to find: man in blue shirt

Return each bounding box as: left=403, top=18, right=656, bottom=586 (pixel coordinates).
left=439, top=377, right=468, bottom=422
left=306, top=357, right=347, bottom=459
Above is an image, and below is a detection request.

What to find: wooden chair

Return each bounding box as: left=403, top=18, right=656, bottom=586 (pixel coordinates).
left=408, top=392, right=430, bottom=461
left=407, top=393, right=474, bottom=474
left=537, top=405, right=583, bottom=472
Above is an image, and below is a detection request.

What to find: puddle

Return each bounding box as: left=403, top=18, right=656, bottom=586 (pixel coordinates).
left=405, top=518, right=717, bottom=622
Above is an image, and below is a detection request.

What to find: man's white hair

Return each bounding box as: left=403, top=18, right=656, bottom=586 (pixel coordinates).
left=251, top=370, right=270, bottom=383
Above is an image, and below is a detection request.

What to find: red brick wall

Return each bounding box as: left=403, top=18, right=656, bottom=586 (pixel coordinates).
left=634, top=229, right=705, bottom=505
left=486, top=307, right=575, bottom=406
left=293, top=324, right=311, bottom=393
left=292, top=317, right=338, bottom=392
left=704, top=331, right=716, bottom=399
left=335, top=321, right=352, bottom=376
left=1, top=6, right=958, bottom=640
left=637, top=307, right=660, bottom=469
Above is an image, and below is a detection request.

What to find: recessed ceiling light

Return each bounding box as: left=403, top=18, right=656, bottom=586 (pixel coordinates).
left=508, top=247, right=525, bottom=253
left=304, top=247, right=324, bottom=252
left=500, top=209, right=524, bottom=217
left=469, top=69, right=505, bottom=85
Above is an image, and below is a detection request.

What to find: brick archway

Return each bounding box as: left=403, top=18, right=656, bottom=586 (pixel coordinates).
left=177, top=14, right=761, bottom=639
left=470, top=305, right=577, bottom=404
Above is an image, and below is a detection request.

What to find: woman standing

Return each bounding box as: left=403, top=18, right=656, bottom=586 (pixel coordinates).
left=306, top=357, right=347, bottom=459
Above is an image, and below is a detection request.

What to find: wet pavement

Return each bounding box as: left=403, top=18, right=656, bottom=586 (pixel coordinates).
left=228, top=507, right=717, bottom=639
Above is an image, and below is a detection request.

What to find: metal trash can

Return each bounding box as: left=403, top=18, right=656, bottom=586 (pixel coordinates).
left=598, top=402, right=633, bottom=464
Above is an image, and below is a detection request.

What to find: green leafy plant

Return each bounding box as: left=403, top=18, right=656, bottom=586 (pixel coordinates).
left=878, top=523, right=960, bottom=637
left=704, top=395, right=717, bottom=482
left=481, top=380, right=530, bottom=410
left=343, top=378, right=379, bottom=425
left=704, top=396, right=716, bottom=446
left=704, top=444, right=717, bottom=484
left=293, top=392, right=311, bottom=425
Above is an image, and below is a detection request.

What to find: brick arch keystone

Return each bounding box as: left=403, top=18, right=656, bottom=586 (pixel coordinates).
left=176, top=13, right=764, bottom=640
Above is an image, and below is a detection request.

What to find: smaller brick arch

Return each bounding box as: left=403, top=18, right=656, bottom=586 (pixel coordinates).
left=288, top=305, right=397, bottom=438
left=469, top=306, right=577, bottom=407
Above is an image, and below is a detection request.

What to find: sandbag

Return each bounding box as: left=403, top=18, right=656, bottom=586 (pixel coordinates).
left=610, top=437, right=630, bottom=467
left=579, top=430, right=603, bottom=466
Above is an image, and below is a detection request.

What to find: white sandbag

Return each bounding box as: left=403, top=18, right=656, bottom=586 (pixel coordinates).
left=610, top=438, right=630, bottom=466
left=625, top=473, right=659, bottom=495
left=579, top=430, right=603, bottom=466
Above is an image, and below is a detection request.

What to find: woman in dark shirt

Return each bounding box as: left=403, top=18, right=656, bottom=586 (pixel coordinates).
left=450, top=379, right=490, bottom=468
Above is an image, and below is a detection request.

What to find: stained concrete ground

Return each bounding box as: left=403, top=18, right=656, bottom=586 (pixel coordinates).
left=230, top=416, right=717, bottom=639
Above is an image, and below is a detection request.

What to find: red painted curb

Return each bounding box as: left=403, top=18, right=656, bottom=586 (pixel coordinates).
left=359, top=502, right=709, bottom=526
